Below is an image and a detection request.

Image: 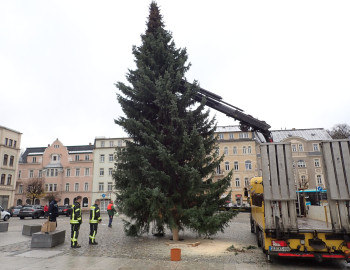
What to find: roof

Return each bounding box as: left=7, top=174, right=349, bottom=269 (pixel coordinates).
left=215, top=126, right=241, bottom=133
left=20, top=145, right=94, bottom=163
left=0, top=125, right=22, bottom=134
left=270, top=128, right=332, bottom=142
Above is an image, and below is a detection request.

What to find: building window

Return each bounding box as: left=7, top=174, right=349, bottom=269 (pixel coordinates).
left=32, top=157, right=36, bottom=163
left=101, top=141, right=105, bottom=147
left=84, top=182, right=89, bottom=191
left=76, top=168, right=80, bottom=177
left=108, top=182, right=113, bottom=191
left=18, top=170, right=21, bottom=178
left=26, top=199, right=31, bottom=204
left=109, top=141, right=114, bottom=147
left=19, top=185, right=23, bottom=194
left=243, top=146, right=247, bottom=154
left=53, top=184, right=57, bottom=191
left=297, top=160, right=306, bottom=168
left=85, top=168, right=90, bottom=176
left=7, top=174, right=12, bottom=185
left=234, top=161, right=239, bottom=171
left=317, top=175, right=323, bottom=186
left=0, top=174, right=5, bottom=185
left=17, top=199, right=22, bottom=205
left=224, top=147, right=228, bottom=155
left=244, top=177, right=249, bottom=187
left=29, top=170, right=34, bottom=178
left=109, top=154, right=114, bottom=162
left=66, top=169, right=71, bottom=177
left=314, top=159, right=320, bottom=168
left=83, top=197, right=89, bottom=207
left=247, top=146, right=252, bottom=154
left=65, top=183, right=70, bottom=192
left=14, top=140, right=17, bottom=148
left=109, top=168, right=113, bottom=176
left=298, top=144, right=304, bottom=152
left=5, top=138, right=8, bottom=145
left=64, top=198, right=70, bottom=205
left=38, top=170, right=42, bottom=178
left=225, top=161, right=230, bottom=171
left=3, top=154, right=8, bottom=166
left=54, top=144, right=59, bottom=148
left=216, top=165, right=221, bottom=174
left=218, top=134, right=224, bottom=140
left=74, top=183, right=79, bottom=192
left=245, top=160, right=252, bottom=170
left=239, top=133, right=248, bottom=139
left=291, top=144, right=297, bottom=152
left=52, top=155, right=60, bottom=162
left=99, top=182, right=104, bottom=191
left=313, top=144, right=319, bottom=151
left=100, top=168, right=104, bottom=176
left=118, top=140, right=122, bottom=147
left=9, top=139, right=13, bottom=146
left=229, top=133, right=234, bottom=139
left=85, top=154, right=90, bottom=161
left=233, top=146, right=237, bottom=155
left=75, top=155, right=80, bottom=161
left=235, top=178, right=240, bottom=187
left=9, top=156, right=14, bottom=166
left=100, top=154, right=105, bottom=162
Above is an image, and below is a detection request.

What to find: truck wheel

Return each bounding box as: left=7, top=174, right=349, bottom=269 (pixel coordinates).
left=257, top=228, right=261, bottom=247
left=259, top=229, right=266, bottom=253
left=250, top=218, right=255, bottom=233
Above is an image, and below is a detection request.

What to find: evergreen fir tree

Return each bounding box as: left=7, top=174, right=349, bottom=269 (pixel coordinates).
left=114, top=2, right=236, bottom=240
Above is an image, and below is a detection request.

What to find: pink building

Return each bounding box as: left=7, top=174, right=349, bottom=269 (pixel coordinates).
left=15, top=139, right=94, bottom=210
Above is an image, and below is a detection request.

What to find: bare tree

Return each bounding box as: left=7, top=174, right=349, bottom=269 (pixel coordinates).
left=25, top=178, right=45, bottom=205
left=327, top=124, right=350, bottom=139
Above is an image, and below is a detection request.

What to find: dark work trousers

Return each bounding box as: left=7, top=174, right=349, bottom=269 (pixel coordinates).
left=71, top=224, right=80, bottom=247
left=89, top=223, right=98, bottom=243
left=108, top=215, right=113, bottom=227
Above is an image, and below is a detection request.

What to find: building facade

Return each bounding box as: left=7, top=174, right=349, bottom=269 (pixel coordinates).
left=15, top=139, right=94, bottom=210
left=214, top=126, right=258, bottom=206
left=265, top=128, right=332, bottom=190
left=92, top=137, right=130, bottom=212
left=0, top=125, right=22, bottom=209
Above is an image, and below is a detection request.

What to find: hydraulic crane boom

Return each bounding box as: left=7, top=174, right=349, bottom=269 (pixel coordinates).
left=181, top=80, right=273, bottom=142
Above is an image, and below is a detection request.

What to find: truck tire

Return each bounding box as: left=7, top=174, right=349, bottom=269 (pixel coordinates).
left=256, top=227, right=261, bottom=247
left=250, top=217, right=255, bottom=233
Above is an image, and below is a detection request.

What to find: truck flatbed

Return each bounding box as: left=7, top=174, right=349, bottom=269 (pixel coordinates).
left=297, top=217, right=331, bottom=231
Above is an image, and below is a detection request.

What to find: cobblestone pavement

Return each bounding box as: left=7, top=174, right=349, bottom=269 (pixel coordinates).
left=0, top=212, right=348, bottom=269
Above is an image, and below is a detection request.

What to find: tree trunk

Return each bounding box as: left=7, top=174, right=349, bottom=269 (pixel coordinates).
left=172, top=228, right=179, bottom=241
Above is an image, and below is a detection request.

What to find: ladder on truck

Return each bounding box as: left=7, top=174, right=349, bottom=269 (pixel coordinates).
left=322, top=140, right=350, bottom=233
left=260, top=142, right=298, bottom=234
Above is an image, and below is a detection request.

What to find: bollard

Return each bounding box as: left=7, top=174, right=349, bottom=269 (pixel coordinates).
left=170, top=248, right=181, bottom=261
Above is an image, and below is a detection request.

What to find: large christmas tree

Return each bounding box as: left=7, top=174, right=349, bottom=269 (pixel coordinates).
left=114, top=2, right=235, bottom=240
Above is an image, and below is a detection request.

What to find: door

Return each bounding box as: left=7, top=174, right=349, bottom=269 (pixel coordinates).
left=100, top=199, right=109, bottom=212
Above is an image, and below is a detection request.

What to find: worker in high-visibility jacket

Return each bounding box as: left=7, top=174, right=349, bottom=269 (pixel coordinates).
left=89, top=199, right=102, bottom=245
left=70, top=196, right=82, bottom=248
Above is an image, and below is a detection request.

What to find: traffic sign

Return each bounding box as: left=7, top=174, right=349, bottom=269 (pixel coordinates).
left=317, top=186, right=323, bottom=192
left=102, top=193, right=106, bottom=198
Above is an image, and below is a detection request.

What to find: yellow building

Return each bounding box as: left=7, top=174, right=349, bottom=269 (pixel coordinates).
left=214, top=126, right=258, bottom=206
left=0, top=125, right=22, bottom=209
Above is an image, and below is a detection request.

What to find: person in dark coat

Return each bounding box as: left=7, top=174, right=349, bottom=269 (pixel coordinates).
left=48, top=195, right=61, bottom=226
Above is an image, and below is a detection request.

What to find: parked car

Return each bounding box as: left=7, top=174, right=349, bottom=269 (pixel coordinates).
left=9, top=206, right=23, bottom=217
left=58, top=205, right=71, bottom=217
left=0, top=205, right=11, bottom=221
left=19, top=205, right=45, bottom=219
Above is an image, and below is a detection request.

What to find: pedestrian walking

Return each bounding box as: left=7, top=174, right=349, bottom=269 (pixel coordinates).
left=107, top=200, right=116, bottom=228
left=48, top=196, right=60, bottom=226
left=89, top=199, right=102, bottom=245
left=70, top=196, right=82, bottom=248
left=44, top=204, right=49, bottom=218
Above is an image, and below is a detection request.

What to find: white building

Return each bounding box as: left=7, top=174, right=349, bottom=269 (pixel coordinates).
left=0, top=125, right=22, bottom=209
left=92, top=137, right=130, bottom=211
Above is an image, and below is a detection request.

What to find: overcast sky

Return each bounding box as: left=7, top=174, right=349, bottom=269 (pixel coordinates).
left=1, top=0, right=349, bottom=150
